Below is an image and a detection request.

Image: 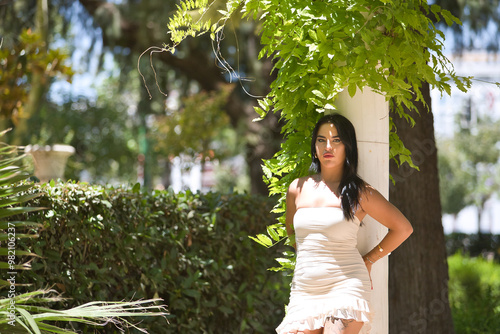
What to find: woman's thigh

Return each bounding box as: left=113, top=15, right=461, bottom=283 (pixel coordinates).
left=285, top=318, right=364, bottom=334
left=323, top=318, right=364, bottom=334
left=287, top=329, right=323, bottom=334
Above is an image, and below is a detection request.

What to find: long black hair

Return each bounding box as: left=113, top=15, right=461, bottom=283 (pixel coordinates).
left=309, top=113, right=366, bottom=220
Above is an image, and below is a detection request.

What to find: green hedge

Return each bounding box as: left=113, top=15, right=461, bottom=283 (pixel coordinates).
left=14, top=182, right=291, bottom=333
left=448, top=253, right=500, bottom=334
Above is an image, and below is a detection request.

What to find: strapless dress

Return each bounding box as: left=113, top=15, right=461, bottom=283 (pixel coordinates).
left=276, top=207, right=372, bottom=333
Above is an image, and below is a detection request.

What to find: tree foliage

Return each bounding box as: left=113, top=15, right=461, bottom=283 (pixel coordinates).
left=166, top=0, right=472, bottom=251
left=0, top=29, right=73, bottom=125
left=1, top=0, right=281, bottom=192
left=439, top=115, right=500, bottom=232
left=435, top=0, right=500, bottom=52
left=438, top=140, right=471, bottom=216
left=153, top=83, right=234, bottom=161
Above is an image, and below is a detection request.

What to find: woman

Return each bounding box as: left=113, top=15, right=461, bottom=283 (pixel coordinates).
left=276, top=113, right=413, bottom=334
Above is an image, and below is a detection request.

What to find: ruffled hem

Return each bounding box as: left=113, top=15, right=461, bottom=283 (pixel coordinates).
left=276, top=304, right=372, bottom=334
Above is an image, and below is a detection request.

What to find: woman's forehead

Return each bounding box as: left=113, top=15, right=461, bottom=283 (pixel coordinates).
left=318, top=123, right=339, bottom=137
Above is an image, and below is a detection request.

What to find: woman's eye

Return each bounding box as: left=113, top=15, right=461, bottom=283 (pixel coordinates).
left=333, top=138, right=341, bottom=143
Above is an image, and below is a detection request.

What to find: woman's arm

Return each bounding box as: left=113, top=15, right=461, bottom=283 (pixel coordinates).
left=359, top=185, right=413, bottom=269
left=285, top=179, right=299, bottom=249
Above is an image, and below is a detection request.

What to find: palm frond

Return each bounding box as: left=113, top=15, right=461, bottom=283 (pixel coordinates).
left=0, top=221, right=42, bottom=229
left=0, top=290, right=168, bottom=334
left=0, top=139, right=45, bottom=283
left=0, top=183, right=37, bottom=199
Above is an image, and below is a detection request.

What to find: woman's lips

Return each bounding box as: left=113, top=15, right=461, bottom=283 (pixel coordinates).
left=323, top=153, right=334, bottom=158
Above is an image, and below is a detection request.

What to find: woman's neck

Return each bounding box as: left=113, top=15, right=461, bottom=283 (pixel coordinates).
left=320, top=168, right=343, bottom=183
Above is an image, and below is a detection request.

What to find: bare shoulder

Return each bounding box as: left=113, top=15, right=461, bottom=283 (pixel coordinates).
left=288, top=177, right=299, bottom=190
left=360, top=183, right=385, bottom=202
left=288, top=175, right=316, bottom=195
left=357, top=183, right=390, bottom=216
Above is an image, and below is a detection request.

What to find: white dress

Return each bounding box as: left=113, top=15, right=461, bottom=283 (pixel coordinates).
left=276, top=207, right=372, bottom=334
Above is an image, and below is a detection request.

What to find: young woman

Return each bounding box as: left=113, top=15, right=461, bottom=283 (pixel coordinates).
left=276, top=114, right=413, bottom=334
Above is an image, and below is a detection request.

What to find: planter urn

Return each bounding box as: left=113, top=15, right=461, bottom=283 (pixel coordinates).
left=25, top=144, right=75, bottom=183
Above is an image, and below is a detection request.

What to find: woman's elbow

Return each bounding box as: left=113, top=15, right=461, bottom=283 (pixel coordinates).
left=404, top=222, right=414, bottom=238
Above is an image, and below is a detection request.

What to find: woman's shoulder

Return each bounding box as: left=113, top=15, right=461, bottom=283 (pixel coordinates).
left=288, top=175, right=317, bottom=193
left=359, top=183, right=385, bottom=202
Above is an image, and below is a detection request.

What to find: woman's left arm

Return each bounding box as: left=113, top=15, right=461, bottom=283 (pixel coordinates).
left=359, top=185, right=413, bottom=268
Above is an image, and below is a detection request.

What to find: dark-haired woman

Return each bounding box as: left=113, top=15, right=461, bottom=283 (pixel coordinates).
left=276, top=114, right=413, bottom=334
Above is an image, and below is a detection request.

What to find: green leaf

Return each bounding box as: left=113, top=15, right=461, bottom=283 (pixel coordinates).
left=248, top=234, right=273, bottom=247
left=16, top=307, right=42, bottom=334
left=311, top=90, right=325, bottom=99
left=266, top=225, right=280, bottom=242
left=253, top=106, right=267, bottom=118
left=0, top=248, right=39, bottom=256
left=347, top=83, right=357, bottom=97
left=132, top=182, right=141, bottom=193
left=183, top=289, right=201, bottom=299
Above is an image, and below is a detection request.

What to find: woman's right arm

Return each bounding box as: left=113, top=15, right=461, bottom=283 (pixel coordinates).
left=285, top=179, right=299, bottom=249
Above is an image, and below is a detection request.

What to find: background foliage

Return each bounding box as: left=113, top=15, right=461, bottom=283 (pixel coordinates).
left=0, top=28, right=73, bottom=126
left=448, top=253, right=500, bottom=334
left=1, top=0, right=281, bottom=193
left=25, top=76, right=142, bottom=183
left=446, top=233, right=500, bottom=260
left=13, top=183, right=291, bottom=333
left=438, top=115, right=500, bottom=233
left=0, top=139, right=166, bottom=333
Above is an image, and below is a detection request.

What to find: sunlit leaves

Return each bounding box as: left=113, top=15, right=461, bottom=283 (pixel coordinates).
left=0, top=29, right=73, bottom=122
left=167, top=0, right=243, bottom=47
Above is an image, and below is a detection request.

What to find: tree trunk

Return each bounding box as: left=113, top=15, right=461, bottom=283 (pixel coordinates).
left=13, top=0, right=49, bottom=145
left=477, top=206, right=482, bottom=235
left=389, top=82, right=455, bottom=333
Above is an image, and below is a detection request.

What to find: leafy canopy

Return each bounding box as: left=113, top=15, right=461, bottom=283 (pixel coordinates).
left=165, top=0, right=472, bottom=253
left=0, top=29, right=73, bottom=123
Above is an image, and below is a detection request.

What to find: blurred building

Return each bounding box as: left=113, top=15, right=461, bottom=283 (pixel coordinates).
left=432, top=51, right=500, bottom=138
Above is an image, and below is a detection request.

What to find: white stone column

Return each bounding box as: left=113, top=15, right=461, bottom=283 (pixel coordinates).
left=336, top=88, right=389, bottom=334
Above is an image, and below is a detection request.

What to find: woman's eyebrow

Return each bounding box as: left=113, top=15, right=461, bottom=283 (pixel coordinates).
left=317, top=135, right=340, bottom=138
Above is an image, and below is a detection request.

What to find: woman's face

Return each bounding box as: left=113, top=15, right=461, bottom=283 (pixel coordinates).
left=315, top=123, right=346, bottom=171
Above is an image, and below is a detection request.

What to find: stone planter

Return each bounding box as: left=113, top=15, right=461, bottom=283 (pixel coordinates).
left=25, top=144, right=75, bottom=183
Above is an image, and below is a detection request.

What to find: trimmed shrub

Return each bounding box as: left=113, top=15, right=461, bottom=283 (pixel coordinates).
left=448, top=253, right=500, bottom=334
left=15, top=182, right=291, bottom=333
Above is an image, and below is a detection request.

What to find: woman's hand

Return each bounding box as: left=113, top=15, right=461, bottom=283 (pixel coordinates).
left=363, top=256, right=374, bottom=290
left=363, top=256, right=373, bottom=273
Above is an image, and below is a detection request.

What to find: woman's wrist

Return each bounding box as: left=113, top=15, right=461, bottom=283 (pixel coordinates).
left=363, top=254, right=375, bottom=264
